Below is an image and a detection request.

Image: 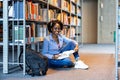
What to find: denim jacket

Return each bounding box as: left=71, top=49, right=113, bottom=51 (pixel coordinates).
left=42, top=33, right=77, bottom=59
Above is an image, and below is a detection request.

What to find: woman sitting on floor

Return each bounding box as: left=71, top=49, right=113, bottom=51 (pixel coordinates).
left=42, top=19, right=88, bottom=69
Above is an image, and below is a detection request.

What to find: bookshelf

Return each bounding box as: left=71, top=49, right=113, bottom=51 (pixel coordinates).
left=1, top=0, right=82, bottom=74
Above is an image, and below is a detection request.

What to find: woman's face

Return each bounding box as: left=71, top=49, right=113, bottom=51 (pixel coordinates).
left=51, top=23, right=61, bottom=35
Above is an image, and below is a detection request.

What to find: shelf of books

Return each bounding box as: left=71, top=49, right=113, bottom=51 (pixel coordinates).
left=1, top=0, right=82, bottom=74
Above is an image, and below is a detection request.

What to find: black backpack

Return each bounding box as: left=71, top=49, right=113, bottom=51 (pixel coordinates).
left=19, top=48, right=48, bottom=76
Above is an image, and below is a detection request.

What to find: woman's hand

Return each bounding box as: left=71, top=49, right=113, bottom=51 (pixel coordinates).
left=52, top=54, right=60, bottom=59
left=74, top=44, right=79, bottom=52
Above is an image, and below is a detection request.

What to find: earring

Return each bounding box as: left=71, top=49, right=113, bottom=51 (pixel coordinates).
left=50, top=22, right=52, bottom=26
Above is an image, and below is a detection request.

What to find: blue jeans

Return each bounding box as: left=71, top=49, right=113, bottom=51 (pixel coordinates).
left=48, top=41, right=79, bottom=68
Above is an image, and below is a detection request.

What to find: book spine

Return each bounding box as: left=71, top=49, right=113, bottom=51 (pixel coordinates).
left=14, top=1, right=23, bottom=19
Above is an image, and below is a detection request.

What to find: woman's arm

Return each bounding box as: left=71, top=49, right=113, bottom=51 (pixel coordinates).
left=62, top=35, right=77, bottom=44
left=42, top=38, right=54, bottom=59
left=74, top=44, right=79, bottom=52
left=62, top=35, right=79, bottom=52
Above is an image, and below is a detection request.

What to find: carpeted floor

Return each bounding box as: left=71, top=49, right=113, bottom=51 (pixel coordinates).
left=0, top=53, right=115, bottom=80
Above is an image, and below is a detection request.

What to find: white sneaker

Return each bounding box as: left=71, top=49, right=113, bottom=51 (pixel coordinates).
left=74, top=60, right=89, bottom=69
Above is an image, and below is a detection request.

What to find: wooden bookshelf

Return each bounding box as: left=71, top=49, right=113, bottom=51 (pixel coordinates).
left=2, top=0, right=82, bottom=74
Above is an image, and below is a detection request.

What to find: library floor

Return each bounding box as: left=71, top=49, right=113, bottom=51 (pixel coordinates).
left=0, top=44, right=117, bottom=80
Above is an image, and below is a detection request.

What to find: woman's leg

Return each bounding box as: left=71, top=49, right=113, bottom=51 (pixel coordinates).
left=48, top=58, right=74, bottom=68
left=60, top=41, right=79, bottom=61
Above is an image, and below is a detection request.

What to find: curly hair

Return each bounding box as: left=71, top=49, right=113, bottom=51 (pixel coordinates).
left=47, top=20, right=63, bottom=33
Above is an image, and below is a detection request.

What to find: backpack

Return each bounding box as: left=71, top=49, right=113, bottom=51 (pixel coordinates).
left=19, top=48, right=48, bottom=76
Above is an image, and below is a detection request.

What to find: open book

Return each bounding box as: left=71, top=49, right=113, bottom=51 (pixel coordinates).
left=57, top=50, right=75, bottom=59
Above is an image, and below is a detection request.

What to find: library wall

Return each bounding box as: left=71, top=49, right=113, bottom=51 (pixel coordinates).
left=97, top=0, right=116, bottom=44
left=82, top=0, right=116, bottom=44
left=82, top=0, right=97, bottom=43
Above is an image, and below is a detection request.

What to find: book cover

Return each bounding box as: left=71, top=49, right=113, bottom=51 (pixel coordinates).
left=14, top=25, right=24, bottom=43
left=57, top=50, right=75, bottom=59
left=14, top=1, right=23, bottom=19
left=26, top=25, right=31, bottom=43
